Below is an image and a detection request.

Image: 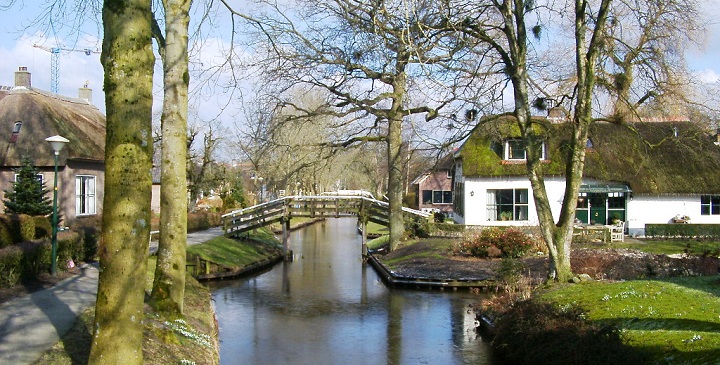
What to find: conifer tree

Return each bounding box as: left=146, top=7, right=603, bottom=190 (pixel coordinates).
left=3, top=157, right=52, bottom=216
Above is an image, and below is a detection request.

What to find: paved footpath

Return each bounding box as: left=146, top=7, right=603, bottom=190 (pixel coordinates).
left=0, top=227, right=224, bottom=365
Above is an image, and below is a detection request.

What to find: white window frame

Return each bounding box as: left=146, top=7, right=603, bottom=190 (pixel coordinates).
left=504, top=139, right=546, bottom=161
left=14, top=173, right=44, bottom=185
left=76, top=175, right=97, bottom=216
left=487, top=188, right=529, bottom=221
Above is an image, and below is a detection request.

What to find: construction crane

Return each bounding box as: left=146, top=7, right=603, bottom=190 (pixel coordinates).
left=32, top=44, right=100, bottom=93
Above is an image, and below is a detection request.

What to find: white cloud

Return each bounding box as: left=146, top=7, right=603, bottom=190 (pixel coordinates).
left=696, top=68, right=720, bottom=84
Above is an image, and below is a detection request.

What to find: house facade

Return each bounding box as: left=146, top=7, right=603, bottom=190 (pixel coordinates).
left=453, top=117, right=720, bottom=236
left=411, top=154, right=454, bottom=217
left=0, top=67, right=105, bottom=227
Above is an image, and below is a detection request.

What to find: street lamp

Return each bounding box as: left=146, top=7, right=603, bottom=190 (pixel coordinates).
left=45, top=135, right=69, bottom=276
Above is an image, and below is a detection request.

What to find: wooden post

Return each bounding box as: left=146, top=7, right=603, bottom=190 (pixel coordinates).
left=361, top=219, right=368, bottom=257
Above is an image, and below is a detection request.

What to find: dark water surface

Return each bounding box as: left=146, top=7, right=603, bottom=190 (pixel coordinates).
left=207, top=218, right=498, bottom=365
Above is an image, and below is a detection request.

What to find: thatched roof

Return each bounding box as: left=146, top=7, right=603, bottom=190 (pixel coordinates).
left=458, top=119, right=720, bottom=195
left=0, top=87, right=105, bottom=167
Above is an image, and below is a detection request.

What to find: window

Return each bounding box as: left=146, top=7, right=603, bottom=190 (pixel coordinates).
left=14, top=173, right=43, bottom=184
left=487, top=189, right=529, bottom=221
left=421, top=190, right=433, bottom=205
left=76, top=176, right=96, bottom=215
left=10, top=121, right=22, bottom=143
left=701, top=195, right=720, bottom=215
left=506, top=140, right=526, bottom=160
left=424, top=190, right=452, bottom=205
left=432, top=190, right=453, bottom=204
left=504, top=139, right=546, bottom=161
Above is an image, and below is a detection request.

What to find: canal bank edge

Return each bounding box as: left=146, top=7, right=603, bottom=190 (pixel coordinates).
left=366, top=253, right=496, bottom=289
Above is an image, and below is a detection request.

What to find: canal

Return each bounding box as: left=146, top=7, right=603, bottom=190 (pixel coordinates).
left=207, top=218, right=498, bottom=365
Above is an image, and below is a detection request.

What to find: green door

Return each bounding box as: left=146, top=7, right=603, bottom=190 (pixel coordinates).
left=589, top=193, right=606, bottom=225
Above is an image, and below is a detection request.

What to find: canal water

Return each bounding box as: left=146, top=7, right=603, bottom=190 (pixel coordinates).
left=207, top=218, right=498, bottom=365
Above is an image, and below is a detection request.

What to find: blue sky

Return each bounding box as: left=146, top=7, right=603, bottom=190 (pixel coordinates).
left=1, top=2, right=718, bottom=117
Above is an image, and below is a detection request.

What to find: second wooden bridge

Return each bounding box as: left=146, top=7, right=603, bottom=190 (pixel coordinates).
left=222, top=195, right=431, bottom=259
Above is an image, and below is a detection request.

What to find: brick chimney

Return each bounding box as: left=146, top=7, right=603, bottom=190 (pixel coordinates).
left=78, top=81, right=92, bottom=104
left=14, top=66, right=31, bottom=88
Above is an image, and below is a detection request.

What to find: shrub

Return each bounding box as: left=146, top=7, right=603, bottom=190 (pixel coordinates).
left=32, top=215, right=51, bottom=239
left=0, top=245, right=23, bottom=287
left=78, top=226, right=100, bottom=261
left=454, top=227, right=535, bottom=258
left=16, top=241, right=51, bottom=279
left=57, top=230, right=84, bottom=264
left=404, top=217, right=430, bottom=238
left=0, top=214, right=35, bottom=243
left=0, top=219, right=11, bottom=248
left=491, top=299, right=647, bottom=365
left=2, top=157, right=53, bottom=216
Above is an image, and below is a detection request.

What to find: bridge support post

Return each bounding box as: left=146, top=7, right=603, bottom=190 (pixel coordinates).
left=361, top=219, right=368, bottom=257
left=282, top=218, right=292, bottom=261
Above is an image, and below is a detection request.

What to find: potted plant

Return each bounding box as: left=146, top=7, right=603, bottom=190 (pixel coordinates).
left=500, top=211, right=513, bottom=221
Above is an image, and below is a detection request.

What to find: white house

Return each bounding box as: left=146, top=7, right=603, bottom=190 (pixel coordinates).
left=452, top=117, right=720, bottom=236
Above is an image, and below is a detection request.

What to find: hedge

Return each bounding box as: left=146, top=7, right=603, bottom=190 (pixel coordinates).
left=0, top=245, right=23, bottom=287
left=0, top=220, right=11, bottom=248
left=0, top=214, right=35, bottom=244
left=0, top=230, right=91, bottom=288
left=187, top=211, right=222, bottom=232
left=645, top=224, right=720, bottom=239
left=33, top=216, right=51, bottom=239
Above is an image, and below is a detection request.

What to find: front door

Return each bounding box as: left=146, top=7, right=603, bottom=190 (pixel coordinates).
left=589, top=193, right=606, bottom=225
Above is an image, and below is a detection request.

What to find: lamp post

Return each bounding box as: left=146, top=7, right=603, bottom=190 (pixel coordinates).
left=45, top=135, right=69, bottom=276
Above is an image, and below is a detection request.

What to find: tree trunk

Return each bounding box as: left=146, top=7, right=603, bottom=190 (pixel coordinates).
left=89, top=0, right=154, bottom=363
left=150, top=0, right=191, bottom=315
left=387, top=115, right=404, bottom=251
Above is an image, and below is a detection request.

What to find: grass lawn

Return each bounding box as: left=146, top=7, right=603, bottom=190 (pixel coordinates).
left=612, top=239, right=720, bottom=256
left=540, top=276, right=720, bottom=364
left=187, top=228, right=281, bottom=268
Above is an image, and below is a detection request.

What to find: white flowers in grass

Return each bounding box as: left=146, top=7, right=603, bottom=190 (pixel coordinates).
left=683, top=334, right=702, bottom=344
left=179, top=360, right=196, bottom=365
left=164, top=319, right=213, bottom=349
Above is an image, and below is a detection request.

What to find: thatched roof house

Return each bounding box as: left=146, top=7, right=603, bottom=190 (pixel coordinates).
left=0, top=67, right=105, bottom=227
left=453, top=116, right=720, bottom=235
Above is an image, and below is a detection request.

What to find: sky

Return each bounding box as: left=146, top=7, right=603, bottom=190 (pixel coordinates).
left=0, top=1, right=719, bottom=122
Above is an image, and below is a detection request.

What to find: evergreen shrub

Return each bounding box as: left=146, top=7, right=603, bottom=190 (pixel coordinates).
left=2, top=157, right=53, bottom=216
left=16, top=241, right=51, bottom=279
left=0, top=214, right=35, bottom=243
left=0, top=245, right=23, bottom=287
left=32, top=215, right=52, bottom=239
left=57, top=230, right=84, bottom=265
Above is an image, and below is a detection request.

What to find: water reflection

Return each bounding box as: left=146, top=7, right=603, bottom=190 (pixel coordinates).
left=208, top=218, right=497, bottom=365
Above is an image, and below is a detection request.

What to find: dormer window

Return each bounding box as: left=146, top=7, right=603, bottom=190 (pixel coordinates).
left=9, top=121, right=22, bottom=143
left=586, top=138, right=594, bottom=149
left=503, top=139, right=546, bottom=161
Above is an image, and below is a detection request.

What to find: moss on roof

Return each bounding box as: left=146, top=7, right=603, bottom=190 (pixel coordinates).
left=459, top=120, right=720, bottom=195
left=0, top=88, right=105, bottom=167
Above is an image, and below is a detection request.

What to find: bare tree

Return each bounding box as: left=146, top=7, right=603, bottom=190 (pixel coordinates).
left=458, top=0, right=612, bottom=282
left=148, top=0, right=192, bottom=316
left=89, top=0, right=154, bottom=362
left=219, top=0, right=468, bottom=250
left=598, top=0, right=705, bottom=120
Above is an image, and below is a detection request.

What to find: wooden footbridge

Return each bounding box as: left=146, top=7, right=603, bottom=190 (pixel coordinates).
left=222, top=195, right=431, bottom=259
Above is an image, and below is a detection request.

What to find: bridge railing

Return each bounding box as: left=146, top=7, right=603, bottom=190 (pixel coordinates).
left=221, top=195, right=431, bottom=237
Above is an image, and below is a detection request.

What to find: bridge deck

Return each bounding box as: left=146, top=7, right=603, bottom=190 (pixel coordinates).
left=222, top=196, right=430, bottom=259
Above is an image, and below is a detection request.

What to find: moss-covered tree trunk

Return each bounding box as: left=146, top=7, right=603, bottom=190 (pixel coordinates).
left=150, top=0, right=191, bottom=315
left=89, top=1, right=154, bottom=364
left=386, top=54, right=408, bottom=252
